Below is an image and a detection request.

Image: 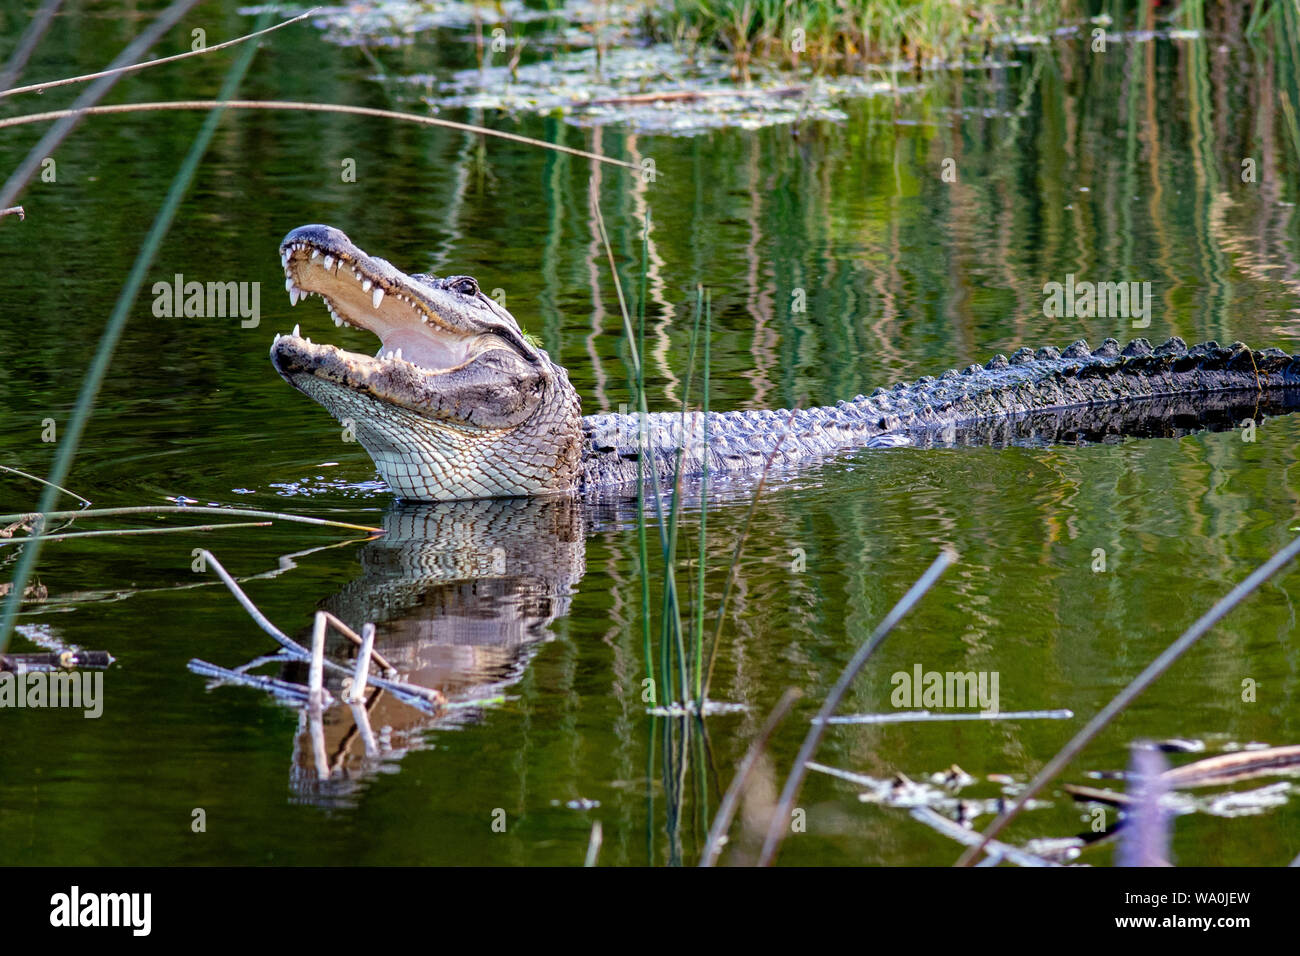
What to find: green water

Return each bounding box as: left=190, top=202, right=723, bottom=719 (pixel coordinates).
left=2, top=2, right=1300, bottom=866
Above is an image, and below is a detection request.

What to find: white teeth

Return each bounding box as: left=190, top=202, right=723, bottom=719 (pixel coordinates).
left=334, top=315, right=343, bottom=327
left=362, top=279, right=372, bottom=292
left=273, top=332, right=281, bottom=344
left=394, top=348, right=402, bottom=361
left=324, top=255, right=335, bottom=271
left=372, top=287, right=384, bottom=309
left=292, top=324, right=301, bottom=337
left=310, top=249, right=320, bottom=260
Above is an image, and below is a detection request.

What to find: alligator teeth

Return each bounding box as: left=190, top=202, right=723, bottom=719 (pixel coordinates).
left=292, top=324, right=301, bottom=338
left=362, top=279, right=372, bottom=293
left=372, top=287, right=384, bottom=309
left=394, top=347, right=402, bottom=361
left=310, top=249, right=320, bottom=260
left=334, top=315, right=343, bottom=327
left=324, top=255, right=335, bottom=271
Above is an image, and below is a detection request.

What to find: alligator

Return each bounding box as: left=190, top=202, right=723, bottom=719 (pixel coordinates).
left=271, top=224, right=1300, bottom=502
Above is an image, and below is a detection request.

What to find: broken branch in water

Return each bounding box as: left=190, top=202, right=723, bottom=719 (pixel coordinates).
left=187, top=658, right=316, bottom=706
left=0, top=521, right=271, bottom=545
left=1062, top=784, right=1136, bottom=808
left=2, top=649, right=113, bottom=672
left=956, top=534, right=1300, bottom=866
left=308, top=612, right=327, bottom=711
left=198, top=549, right=446, bottom=713
left=318, top=610, right=395, bottom=675
left=0, top=464, right=89, bottom=505
left=1065, top=743, right=1300, bottom=801
left=0, top=505, right=384, bottom=535
left=909, top=807, right=1058, bottom=868
left=822, top=708, right=1073, bottom=725
left=201, top=549, right=312, bottom=658
left=1159, top=744, right=1300, bottom=788
left=346, top=623, right=377, bottom=703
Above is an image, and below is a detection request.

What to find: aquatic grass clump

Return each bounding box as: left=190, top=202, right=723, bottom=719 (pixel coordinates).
left=656, top=0, right=1080, bottom=75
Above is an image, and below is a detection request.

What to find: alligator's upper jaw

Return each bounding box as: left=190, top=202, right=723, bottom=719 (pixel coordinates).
left=273, top=224, right=476, bottom=375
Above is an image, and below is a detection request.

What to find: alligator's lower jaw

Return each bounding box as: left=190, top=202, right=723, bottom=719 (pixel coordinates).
left=270, top=332, right=429, bottom=394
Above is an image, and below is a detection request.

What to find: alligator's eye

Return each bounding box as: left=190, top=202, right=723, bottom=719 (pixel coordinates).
left=450, top=277, right=479, bottom=297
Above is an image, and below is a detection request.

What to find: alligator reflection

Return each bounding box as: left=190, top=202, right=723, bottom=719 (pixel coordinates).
left=283, top=496, right=586, bottom=805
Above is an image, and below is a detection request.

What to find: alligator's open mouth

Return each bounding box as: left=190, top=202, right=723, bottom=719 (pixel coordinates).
left=269, top=224, right=539, bottom=406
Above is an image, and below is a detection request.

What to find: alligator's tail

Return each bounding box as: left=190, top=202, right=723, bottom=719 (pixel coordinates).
left=579, top=337, right=1300, bottom=490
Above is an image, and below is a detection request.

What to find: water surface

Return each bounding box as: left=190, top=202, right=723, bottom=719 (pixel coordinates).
left=2, top=3, right=1299, bottom=865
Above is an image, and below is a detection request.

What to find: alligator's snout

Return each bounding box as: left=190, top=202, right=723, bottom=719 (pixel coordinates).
left=281, top=223, right=350, bottom=251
